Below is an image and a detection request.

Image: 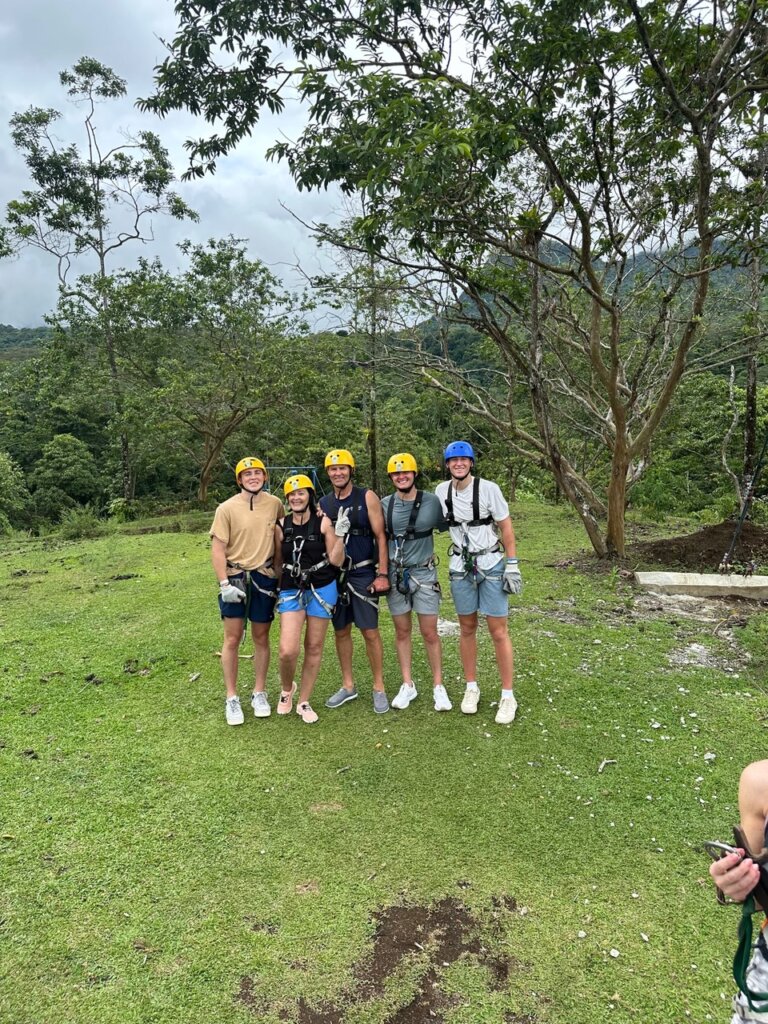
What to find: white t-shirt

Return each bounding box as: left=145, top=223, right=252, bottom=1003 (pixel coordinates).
left=435, top=477, right=510, bottom=573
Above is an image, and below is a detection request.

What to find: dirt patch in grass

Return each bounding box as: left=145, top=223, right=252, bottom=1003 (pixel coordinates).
left=236, top=895, right=522, bottom=1021
left=629, top=520, right=768, bottom=572
left=356, top=898, right=481, bottom=999
left=296, top=998, right=345, bottom=1023
left=235, top=976, right=267, bottom=1014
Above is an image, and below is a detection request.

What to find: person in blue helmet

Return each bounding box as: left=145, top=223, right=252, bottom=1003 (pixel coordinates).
left=435, top=441, right=522, bottom=724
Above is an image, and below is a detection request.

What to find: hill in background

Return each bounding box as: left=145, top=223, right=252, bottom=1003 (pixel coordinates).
left=0, top=323, right=51, bottom=362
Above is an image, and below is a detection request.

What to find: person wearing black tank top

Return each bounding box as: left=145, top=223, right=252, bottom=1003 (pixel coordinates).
left=275, top=475, right=346, bottom=724
left=320, top=449, right=392, bottom=715
left=709, top=760, right=768, bottom=1021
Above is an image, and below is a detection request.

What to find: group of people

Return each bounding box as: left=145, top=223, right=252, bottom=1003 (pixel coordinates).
left=209, top=442, right=523, bottom=727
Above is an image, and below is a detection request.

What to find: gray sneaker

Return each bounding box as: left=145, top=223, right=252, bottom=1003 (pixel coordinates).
left=325, top=686, right=358, bottom=709
left=373, top=690, right=389, bottom=714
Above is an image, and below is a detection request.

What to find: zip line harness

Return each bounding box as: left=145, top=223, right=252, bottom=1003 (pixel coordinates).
left=385, top=492, right=440, bottom=601
left=226, top=560, right=277, bottom=645
left=281, top=514, right=334, bottom=616
left=324, top=487, right=379, bottom=608
left=444, top=478, right=502, bottom=581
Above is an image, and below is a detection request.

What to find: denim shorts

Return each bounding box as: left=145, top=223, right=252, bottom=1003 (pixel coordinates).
left=386, top=569, right=442, bottom=617
left=332, top=570, right=379, bottom=631
left=449, top=560, right=508, bottom=617
left=218, top=570, right=277, bottom=623
left=277, top=580, right=337, bottom=619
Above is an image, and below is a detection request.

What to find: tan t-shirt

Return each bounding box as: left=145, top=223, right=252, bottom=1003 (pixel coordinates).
left=209, top=491, right=284, bottom=574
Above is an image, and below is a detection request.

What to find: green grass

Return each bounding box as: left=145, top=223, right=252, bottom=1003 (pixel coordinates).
left=1, top=500, right=764, bottom=1023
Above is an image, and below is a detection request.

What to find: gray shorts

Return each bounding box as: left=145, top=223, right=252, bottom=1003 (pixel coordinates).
left=386, top=568, right=442, bottom=617
left=449, top=559, right=508, bottom=617
left=731, top=935, right=768, bottom=1022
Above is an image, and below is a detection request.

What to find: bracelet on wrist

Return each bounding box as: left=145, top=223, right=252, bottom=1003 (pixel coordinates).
left=376, top=573, right=389, bottom=578
left=506, top=557, right=518, bottom=564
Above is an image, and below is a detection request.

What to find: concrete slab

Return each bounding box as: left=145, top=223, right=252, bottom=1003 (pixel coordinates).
left=635, top=571, right=768, bottom=599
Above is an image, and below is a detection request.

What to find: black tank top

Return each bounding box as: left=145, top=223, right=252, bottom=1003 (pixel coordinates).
left=279, top=512, right=337, bottom=589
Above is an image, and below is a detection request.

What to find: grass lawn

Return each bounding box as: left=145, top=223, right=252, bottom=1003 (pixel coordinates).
left=1, top=500, right=766, bottom=1024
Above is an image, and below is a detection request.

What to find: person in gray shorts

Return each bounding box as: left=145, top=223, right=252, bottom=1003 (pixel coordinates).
left=380, top=452, right=450, bottom=712
left=709, top=759, right=768, bottom=1023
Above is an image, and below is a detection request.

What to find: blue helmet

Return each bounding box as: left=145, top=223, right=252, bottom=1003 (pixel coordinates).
left=444, top=440, right=475, bottom=462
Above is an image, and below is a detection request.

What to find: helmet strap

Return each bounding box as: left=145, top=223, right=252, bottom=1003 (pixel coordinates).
left=240, top=479, right=264, bottom=510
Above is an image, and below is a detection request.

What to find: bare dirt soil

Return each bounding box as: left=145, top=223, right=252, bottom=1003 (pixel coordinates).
left=629, top=520, right=768, bottom=572
left=236, top=896, right=524, bottom=1023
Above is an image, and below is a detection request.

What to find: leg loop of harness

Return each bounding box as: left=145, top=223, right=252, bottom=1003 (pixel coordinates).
left=346, top=580, right=379, bottom=608
left=310, top=584, right=335, bottom=617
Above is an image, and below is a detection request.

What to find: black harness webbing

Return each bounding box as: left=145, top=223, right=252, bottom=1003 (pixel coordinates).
left=385, top=491, right=432, bottom=543
left=444, top=477, right=494, bottom=528
left=281, top=513, right=330, bottom=584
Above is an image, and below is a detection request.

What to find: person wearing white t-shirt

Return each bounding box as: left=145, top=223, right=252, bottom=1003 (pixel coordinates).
left=435, top=441, right=522, bottom=724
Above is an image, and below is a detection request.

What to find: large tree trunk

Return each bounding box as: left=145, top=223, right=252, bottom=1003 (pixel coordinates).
left=605, top=442, right=630, bottom=559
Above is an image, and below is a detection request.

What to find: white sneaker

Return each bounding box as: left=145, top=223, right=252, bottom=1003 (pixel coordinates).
left=433, top=685, right=452, bottom=712
left=391, top=683, right=418, bottom=710
left=461, top=686, right=480, bottom=715
left=251, top=691, right=271, bottom=718
left=225, top=696, right=244, bottom=726
left=495, top=692, right=518, bottom=724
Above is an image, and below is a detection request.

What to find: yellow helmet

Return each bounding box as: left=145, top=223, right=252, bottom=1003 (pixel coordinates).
left=284, top=474, right=314, bottom=496
left=235, top=457, right=267, bottom=481
left=387, top=452, right=418, bottom=475
left=325, top=449, right=355, bottom=469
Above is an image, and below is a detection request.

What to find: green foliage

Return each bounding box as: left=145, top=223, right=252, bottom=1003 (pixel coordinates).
left=57, top=504, right=108, bottom=539
left=6, top=57, right=197, bottom=268
left=144, top=0, right=768, bottom=557
left=0, top=450, right=30, bottom=531
left=0, top=323, right=50, bottom=361
left=33, top=434, right=101, bottom=518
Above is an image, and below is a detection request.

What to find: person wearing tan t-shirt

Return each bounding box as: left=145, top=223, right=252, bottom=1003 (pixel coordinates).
left=209, top=457, right=283, bottom=726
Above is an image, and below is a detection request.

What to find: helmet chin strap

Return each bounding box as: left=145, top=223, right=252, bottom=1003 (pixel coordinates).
left=241, top=480, right=264, bottom=510
left=394, top=481, right=415, bottom=494
left=332, top=471, right=352, bottom=497
left=450, top=467, right=472, bottom=483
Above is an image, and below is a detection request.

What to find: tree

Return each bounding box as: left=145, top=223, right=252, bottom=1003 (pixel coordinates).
left=55, top=238, right=332, bottom=502
left=0, top=451, right=31, bottom=532
left=33, top=433, right=101, bottom=520
left=5, top=57, right=197, bottom=501
left=146, top=0, right=768, bottom=556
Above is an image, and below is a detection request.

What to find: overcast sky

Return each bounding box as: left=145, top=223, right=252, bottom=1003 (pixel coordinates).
left=0, top=0, right=342, bottom=327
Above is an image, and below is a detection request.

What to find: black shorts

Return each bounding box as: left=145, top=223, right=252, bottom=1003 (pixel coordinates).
left=332, top=570, right=379, bottom=631
left=218, top=570, right=277, bottom=623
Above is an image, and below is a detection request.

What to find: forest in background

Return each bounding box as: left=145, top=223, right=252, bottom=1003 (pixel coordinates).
left=3, top=3, right=768, bottom=558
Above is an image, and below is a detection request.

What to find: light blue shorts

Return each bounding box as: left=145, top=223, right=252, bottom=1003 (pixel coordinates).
left=449, top=560, right=508, bottom=617
left=277, top=580, right=337, bottom=619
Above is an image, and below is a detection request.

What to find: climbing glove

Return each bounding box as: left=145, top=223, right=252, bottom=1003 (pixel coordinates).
left=219, top=579, right=246, bottom=603
left=334, top=507, right=352, bottom=538
left=502, top=558, right=523, bottom=596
